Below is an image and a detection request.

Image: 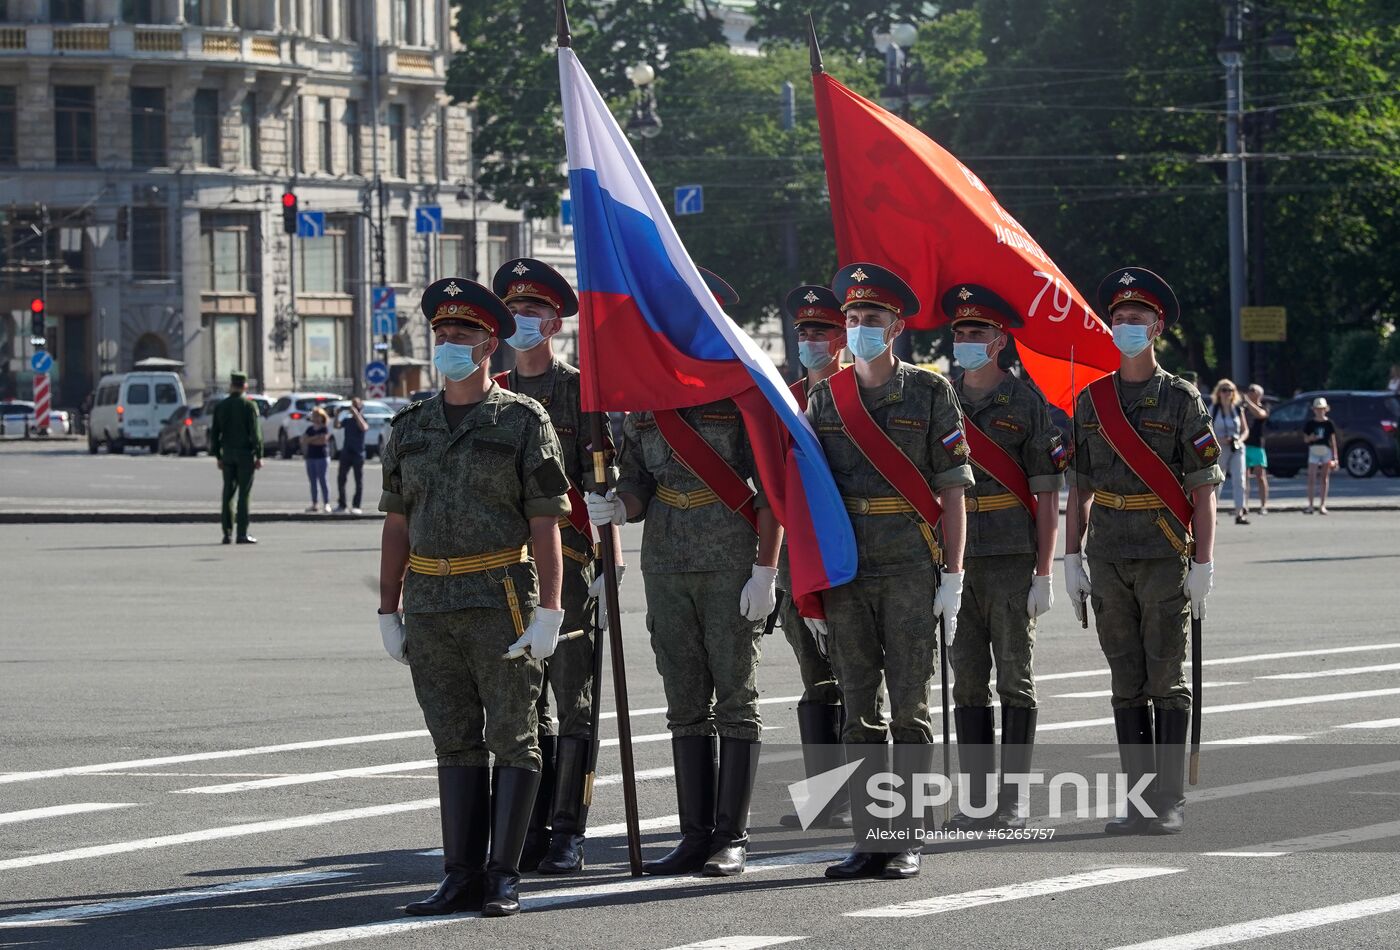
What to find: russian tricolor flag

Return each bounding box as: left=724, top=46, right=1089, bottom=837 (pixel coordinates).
left=558, top=46, right=856, bottom=602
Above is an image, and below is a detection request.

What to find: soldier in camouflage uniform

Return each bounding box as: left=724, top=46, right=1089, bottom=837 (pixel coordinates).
left=492, top=257, right=620, bottom=875
left=804, top=263, right=974, bottom=881
left=1064, top=267, right=1222, bottom=836
left=377, top=277, right=570, bottom=918
left=208, top=370, right=263, bottom=545
left=587, top=269, right=782, bottom=878
left=940, top=284, right=1065, bottom=833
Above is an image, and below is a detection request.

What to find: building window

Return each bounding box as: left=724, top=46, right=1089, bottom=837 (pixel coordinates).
left=122, top=0, right=160, bottom=22
left=344, top=100, right=362, bottom=176
left=387, top=103, right=406, bottom=178
left=131, top=87, right=167, bottom=167
left=440, top=223, right=474, bottom=279
left=0, top=88, right=14, bottom=166
left=394, top=0, right=419, bottom=44
left=301, top=315, right=344, bottom=383
left=51, top=0, right=84, bottom=22
left=54, top=86, right=95, bottom=166
left=485, top=222, right=518, bottom=280
left=130, top=208, right=167, bottom=280
left=207, top=313, right=251, bottom=386
left=297, top=219, right=348, bottom=293
left=341, top=0, right=358, bottom=41
left=239, top=94, right=259, bottom=169
left=193, top=89, right=220, bottom=167
left=384, top=217, right=407, bottom=283
left=317, top=97, right=333, bottom=172
left=201, top=213, right=254, bottom=293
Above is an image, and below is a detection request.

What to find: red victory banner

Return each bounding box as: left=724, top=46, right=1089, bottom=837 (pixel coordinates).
left=812, top=70, right=1118, bottom=411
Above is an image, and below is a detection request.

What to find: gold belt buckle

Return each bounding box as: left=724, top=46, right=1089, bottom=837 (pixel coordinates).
left=965, top=496, right=978, bottom=513
left=674, top=491, right=691, bottom=510
left=435, top=558, right=451, bottom=577
left=1105, top=492, right=1126, bottom=510
left=852, top=497, right=870, bottom=514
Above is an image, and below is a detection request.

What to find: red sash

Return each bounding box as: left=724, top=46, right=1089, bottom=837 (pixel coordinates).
left=1086, top=375, right=1194, bottom=530
left=829, top=367, right=944, bottom=527
left=492, top=371, right=593, bottom=540
left=789, top=378, right=809, bottom=412
left=963, top=419, right=1037, bottom=518
left=652, top=409, right=760, bottom=533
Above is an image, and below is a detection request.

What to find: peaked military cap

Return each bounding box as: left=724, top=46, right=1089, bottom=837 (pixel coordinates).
left=831, top=262, right=920, bottom=318
left=421, top=277, right=516, bottom=339
left=941, top=283, right=1024, bottom=332
left=492, top=258, right=579, bottom=318
left=1097, top=266, right=1180, bottom=328
left=698, top=267, right=740, bottom=307
left=784, top=284, right=844, bottom=329
left=229, top=371, right=248, bottom=387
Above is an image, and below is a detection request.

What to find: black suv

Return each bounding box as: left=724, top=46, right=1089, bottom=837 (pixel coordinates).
left=1263, top=390, right=1400, bottom=478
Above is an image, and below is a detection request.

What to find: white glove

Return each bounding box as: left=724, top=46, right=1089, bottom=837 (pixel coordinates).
left=804, top=617, right=829, bottom=658
left=506, top=606, right=565, bottom=661
left=933, top=570, right=963, bottom=648
left=585, top=489, right=626, bottom=527
left=377, top=611, right=409, bottom=666
left=738, top=565, right=779, bottom=622
left=1028, top=573, right=1054, bottom=620
left=1064, top=553, right=1092, bottom=625
left=587, top=564, right=625, bottom=632
left=1185, top=560, right=1214, bottom=620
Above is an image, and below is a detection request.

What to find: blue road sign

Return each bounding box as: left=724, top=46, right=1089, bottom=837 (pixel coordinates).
left=674, top=185, right=703, bottom=216
left=415, top=206, right=443, bottom=234
left=560, top=198, right=573, bottom=228
left=296, top=210, right=326, bottom=238
left=365, top=360, right=389, bottom=385
left=30, top=351, right=53, bottom=374
left=373, top=311, right=397, bottom=337
left=371, top=285, right=397, bottom=336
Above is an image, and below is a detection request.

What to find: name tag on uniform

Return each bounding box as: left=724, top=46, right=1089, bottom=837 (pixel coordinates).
left=1141, top=420, right=1175, bottom=435
left=700, top=411, right=738, bottom=423
left=991, top=418, right=1024, bottom=434
left=888, top=417, right=927, bottom=432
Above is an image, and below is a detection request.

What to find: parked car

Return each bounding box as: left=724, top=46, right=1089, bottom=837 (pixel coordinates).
left=0, top=400, right=71, bottom=437
left=157, top=404, right=209, bottom=456
left=329, top=400, right=395, bottom=459
left=1263, top=390, right=1400, bottom=479
left=87, top=371, right=185, bottom=453
left=247, top=394, right=274, bottom=418
left=260, top=392, right=344, bottom=459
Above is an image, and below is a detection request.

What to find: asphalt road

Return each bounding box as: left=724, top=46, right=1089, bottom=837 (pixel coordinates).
left=4, top=511, right=1400, bottom=949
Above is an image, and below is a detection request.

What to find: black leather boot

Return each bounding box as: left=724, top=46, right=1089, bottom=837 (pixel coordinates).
left=781, top=702, right=850, bottom=829
left=481, top=766, right=542, bottom=917
left=1147, top=706, right=1188, bottom=835
left=519, top=732, right=556, bottom=872
left=537, top=736, right=590, bottom=874
left=642, top=735, right=717, bottom=875
left=995, top=705, right=1038, bottom=831
left=1105, top=706, right=1155, bottom=836
left=704, top=738, right=760, bottom=876
left=883, top=743, right=932, bottom=879
left=826, top=746, right=893, bottom=880
left=944, top=706, right=996, bottom=832
left=405, top=766, right=490, bottom=916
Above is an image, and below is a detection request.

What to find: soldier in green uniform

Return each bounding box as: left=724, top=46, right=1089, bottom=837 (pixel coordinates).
left=377, top=277, right=570, bottom=918
left=1064, top=266, right=1221, bottom=836
left=804, top=263, right=974, bottom=881
left=208, top=370, right=262, bottom=545
left=492, top=257, right=621, bottom=875
left=587, top=269, right=782, bottom=878
left=940, top=285, right=1064, bottom=832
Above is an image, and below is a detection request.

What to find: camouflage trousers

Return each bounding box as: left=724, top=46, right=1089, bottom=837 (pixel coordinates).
left=536, top=561, right=596, bottom=740
left=825, top=564, right=938, bottom=745
left=644, top=569, right=764, bottom=742
left=952, top=553, right=1037, bottom=708
left=405, top=607, right=543, bottom=770
left=1088, top=555, right=1191, bottom=711
left=781, top=591, right=841, bottom=706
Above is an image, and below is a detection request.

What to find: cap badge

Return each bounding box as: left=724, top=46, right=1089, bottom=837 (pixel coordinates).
left=851, top=267, right=869, bottom=283
left=804, top=291, right=819, bottom=303
left=1118, top=272, right=1136, bottom=286
left=958, top=287, right=972, bottom=301
left=512, top=261, right=530, bottom=276
left=443, top=281, right=462, bottom=297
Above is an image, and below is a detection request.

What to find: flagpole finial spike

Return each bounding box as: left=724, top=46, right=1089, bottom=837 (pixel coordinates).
left=807, top=14, right=824, bottom=74
left=556, top=0, right=572, bottom=49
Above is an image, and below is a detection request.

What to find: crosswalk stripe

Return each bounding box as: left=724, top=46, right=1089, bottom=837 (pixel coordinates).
left=0, top=802, right=137, bottom=825
left=845, top=866, right=1183, bottom=918
left=0, top=870, right=354, bottom=927
left=1202, top=818, right=1400, bottom=857
left=659, top=939, right=807, bottom=950
left=1256, top=661, right=1400, bottom=681
left=1339, top=718, right=1400, bottom=729
left=1106, top=892, right=1400, bottom=950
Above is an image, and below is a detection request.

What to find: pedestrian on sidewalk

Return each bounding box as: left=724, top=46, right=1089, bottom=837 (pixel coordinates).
left=334, top=398, right=369, bottom=514
left=209, top=371, right=262, bottom=544
left=1242, top=384, right=1270, bottom=514
left=1210, top=379, right=1250, bottom=524
left=1304, top=397, right=1339, bottom=514
left=303, top=408, right=331, bottom=513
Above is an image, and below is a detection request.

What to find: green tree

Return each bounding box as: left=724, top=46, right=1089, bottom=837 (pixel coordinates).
left=748, top=1, right=965, bottom=53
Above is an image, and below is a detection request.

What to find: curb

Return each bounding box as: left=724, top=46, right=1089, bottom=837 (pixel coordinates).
left=0, top=511, right=386, bottom=524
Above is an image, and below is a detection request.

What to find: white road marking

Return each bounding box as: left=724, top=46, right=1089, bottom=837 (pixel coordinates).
left=1055, top=682, right=1241, bottom=700
left=659, top=939, right=807, bottom=950
left=604, top=694, right=803, bottom=721
left=1340, top=718, right=1400, bottom=729
left=1030, top=642, right=1400, bottom=686
left=1189, top=760, right=1400, bottom=804
left=1257, top=661, right=1400, bottom=681
left=1107, top=892, right=1400, bottom=950
left=415, top=814, right=682, bottom=855
left=846, top=866, right=1183, bottom=918
left=1204, top=733, right=1307, bottom=745
left=177, top=761, right=436, bottom=794
left=1202, top=818, right=1400, bottom=857
left=0, top=870, right=354, bottom=927
left=0, top=802, right=137, bottom=825
left=1039, top=686, right=1400, bottom=735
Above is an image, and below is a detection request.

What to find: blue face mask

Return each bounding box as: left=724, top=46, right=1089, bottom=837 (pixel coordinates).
left=434, top=341, right=483, bottom=382
left=505, top=315, right=546, bottom=352
left=798, top=340, right=836, bottom=371
left=953, top=341, right=993, bottom=371
left=1112, top=323, right=1154, bottom=358
left=846, top=325, right=891, bottom=362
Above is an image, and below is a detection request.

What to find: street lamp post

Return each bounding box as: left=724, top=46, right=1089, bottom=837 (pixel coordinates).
left=625, top=63, right=662, bottom=142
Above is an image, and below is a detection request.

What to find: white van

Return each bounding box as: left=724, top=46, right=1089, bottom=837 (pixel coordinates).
left=87, top=372, right=186, bottom=454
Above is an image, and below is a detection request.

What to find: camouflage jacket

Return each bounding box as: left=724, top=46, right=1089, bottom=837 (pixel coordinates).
left=806, top=362, right=976, bottom=577
left=1069, top=367, right=1225, bottom=560
left=379, top=387, right=571, bottom=613
left=954, top=372, right=1065, bottom=558
left=209, top=394, right=262, bottom=460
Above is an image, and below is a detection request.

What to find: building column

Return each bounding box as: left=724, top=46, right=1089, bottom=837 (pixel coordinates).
left=180, top=201, right=208, bottom=398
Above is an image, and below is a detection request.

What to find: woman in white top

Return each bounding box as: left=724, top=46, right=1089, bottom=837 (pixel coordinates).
left=1211, top=379, right=1250, bottom=525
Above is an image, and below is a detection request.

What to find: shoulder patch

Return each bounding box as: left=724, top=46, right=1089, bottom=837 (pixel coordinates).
left=940, top=426, right=970, bottom=458
left=1191, top=427, right=1221, bottom=460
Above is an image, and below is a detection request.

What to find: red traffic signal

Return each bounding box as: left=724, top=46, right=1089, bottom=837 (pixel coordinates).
left=282, top=192, right=297, bottom=208
left=282, top=190, right=298, bottom=234
left=30, top=297, right=44, bottom=313
left=30, top=297, right=45, bottom=337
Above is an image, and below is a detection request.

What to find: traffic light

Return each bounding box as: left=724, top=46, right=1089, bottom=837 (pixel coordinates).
left=29, top=297, right=44, bottom=338
left=282, top=191, right=298, bottom=235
